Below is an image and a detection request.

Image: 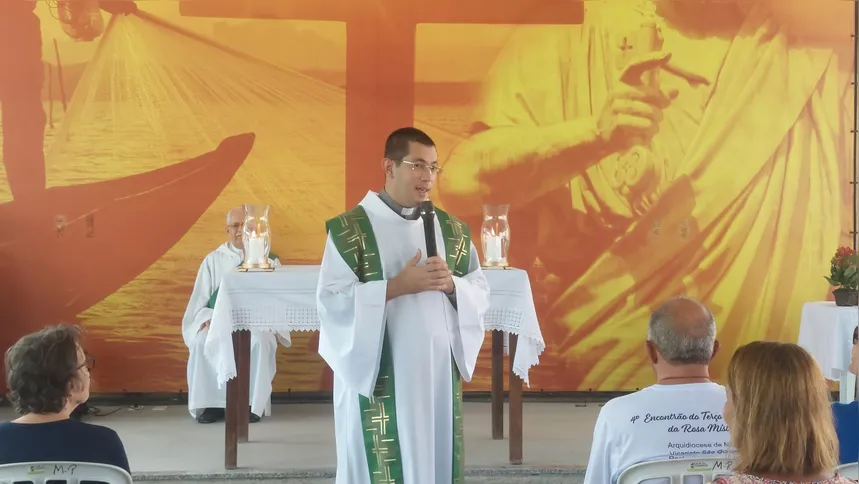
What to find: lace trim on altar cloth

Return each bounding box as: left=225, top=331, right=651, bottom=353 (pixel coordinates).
left=205, top=305, right=320, bottom=385
left=228, top=306, right=320, bottom=332
left=484, top=307, right=544, bottom=346
left=484, top=307, right=523, bottom=335
left=208, top=305, right=546, bottom=386
left=215, top=369, right=237, bottom=386
left=483, top=307, right=545, bottom=387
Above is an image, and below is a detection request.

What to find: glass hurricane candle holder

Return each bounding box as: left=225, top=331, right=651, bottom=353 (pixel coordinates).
left=481, top=204, right=510, bottom=268
left=241, top=204, right=272, bottom=269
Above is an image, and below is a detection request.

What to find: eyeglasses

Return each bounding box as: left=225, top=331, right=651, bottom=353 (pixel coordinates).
left=400, top=160, right=443, bottom=176
left=78, top=355, right=95, bottom=371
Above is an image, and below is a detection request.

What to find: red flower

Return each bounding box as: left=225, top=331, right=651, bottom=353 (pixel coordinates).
left=836, top=246, right=855, bottom=257
left=828, top=246, right=859, bottom=291
left=833, top=246, right=856, bottom=267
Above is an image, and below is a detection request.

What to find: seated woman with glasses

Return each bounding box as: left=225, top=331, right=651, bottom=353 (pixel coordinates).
left=714, top=341, right=852, bottom=484
left=0, top=325, right=130, bottom=472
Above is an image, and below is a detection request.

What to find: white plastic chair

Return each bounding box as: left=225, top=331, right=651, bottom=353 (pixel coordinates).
left=618, top=457, right=735, bottom=484
left=837, top=462, right=858, bottom=480
left=0, top=462, right=132, bottom=484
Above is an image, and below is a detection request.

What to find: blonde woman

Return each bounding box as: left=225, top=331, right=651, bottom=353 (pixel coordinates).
left=714, top=341, right=852, bottom=484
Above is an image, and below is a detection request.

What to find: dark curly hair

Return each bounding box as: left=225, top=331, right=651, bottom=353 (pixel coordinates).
left=5, top=324, right=84, bottom=414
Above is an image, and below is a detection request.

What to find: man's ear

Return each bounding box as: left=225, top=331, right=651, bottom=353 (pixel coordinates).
left=711, top=340, right=721, bottom=361
left=645, top=340, right=659, bottom=365
left=382, top=158, right=394, bottom=178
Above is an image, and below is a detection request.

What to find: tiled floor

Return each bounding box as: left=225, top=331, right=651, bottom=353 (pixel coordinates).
left=0, top=401, right=599, bottom=479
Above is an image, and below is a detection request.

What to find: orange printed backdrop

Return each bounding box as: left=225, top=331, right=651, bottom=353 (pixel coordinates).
left=0, top=0, right=854, bottom=393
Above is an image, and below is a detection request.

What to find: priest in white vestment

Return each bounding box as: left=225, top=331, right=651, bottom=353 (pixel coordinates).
left=317, top=127, right=491, bottom=484
left=182, top=207, right=286, bottom=424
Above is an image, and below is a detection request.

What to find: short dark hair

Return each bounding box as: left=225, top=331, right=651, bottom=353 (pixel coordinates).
left=5, top=325, right=83, bottom=414
left=384, top=127, right=435, bottom=164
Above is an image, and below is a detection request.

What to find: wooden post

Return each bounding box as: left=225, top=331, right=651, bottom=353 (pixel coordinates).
left=237, top=331, right=251, bottom=443
left=224, top=332, right=241, bottom=469
left=491, top=331, right=504, bottom=439
left=508, top=334, right=523, bottom=465
left=225, top=331, right=252, bottom=468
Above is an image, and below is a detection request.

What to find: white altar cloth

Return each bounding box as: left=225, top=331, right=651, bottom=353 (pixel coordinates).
left=797, top=301, right=858, bottom=403
left=205, top=265, right=545, bottom=387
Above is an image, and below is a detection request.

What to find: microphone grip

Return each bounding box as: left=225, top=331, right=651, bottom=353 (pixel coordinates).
left=423, top=214, right=437, bottom=258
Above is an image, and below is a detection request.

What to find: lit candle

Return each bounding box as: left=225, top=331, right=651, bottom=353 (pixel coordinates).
left=245, top=231, right=266, bottom=265
left=485, top=235, right=503, bottom=263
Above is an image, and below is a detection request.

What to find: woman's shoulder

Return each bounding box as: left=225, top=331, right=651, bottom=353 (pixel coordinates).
left=23, top=419, right=124, bottom=442
left=69, top=420, right=122, bottom=439
left=0, top=421, right=15, bottom=435
left=0, top=419, right=122, bottom=448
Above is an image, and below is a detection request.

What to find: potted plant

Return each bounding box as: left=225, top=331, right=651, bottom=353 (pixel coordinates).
left=825, top=246, right=858, bottom=306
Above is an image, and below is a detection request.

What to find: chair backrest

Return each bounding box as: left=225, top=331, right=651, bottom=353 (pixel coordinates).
left=618, top=457, right=735, bottom=484
left=0, top=462, right=132, bottom=484
left=837, top=462, right=858, bottom=480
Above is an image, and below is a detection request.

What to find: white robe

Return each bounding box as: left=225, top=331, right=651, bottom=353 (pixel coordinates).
left=317, top=192, right=491, bottom=484
left=182, top=242, right=285, bottom=418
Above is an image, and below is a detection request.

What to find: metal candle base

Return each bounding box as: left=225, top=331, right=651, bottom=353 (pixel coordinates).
left=238, top=263, right=274, bottom=272
left=481, top=263, right=510, bottom=269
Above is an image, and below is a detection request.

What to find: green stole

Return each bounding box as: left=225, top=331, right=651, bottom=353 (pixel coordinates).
left=325, top=205, right=471, bottom=484
left=206, top=252, right=279, bottom=309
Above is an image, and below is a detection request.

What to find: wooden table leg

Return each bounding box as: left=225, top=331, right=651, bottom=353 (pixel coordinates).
left=225, top=331, right=252, bottom=469
left=237, top=331, right=251, bottom=443
left=491, top=330, right=504, bottom=440
left=508, top=334, right=523, bottom=465
left=225, top=332, right=241, bottom=469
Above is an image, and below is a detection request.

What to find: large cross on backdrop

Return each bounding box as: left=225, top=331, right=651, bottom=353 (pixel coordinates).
left=179, top=0, right=584, bottom=208
left=179, top=0, right=584, bottom=467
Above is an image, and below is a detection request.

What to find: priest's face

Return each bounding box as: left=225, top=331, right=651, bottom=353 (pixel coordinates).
left=384, top=141, right=439, bottom=207
left=225, top=208, right=245, bottom=249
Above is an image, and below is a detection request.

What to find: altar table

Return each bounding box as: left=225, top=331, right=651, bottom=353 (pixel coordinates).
left=797, top=301, right=858, bottom=404
left=206, top=265, right=545, bottom=469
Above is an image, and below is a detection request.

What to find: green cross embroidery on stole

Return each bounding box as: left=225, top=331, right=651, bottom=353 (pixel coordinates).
left=325, top=206, right=404, bottom=484
left=325, top=205, right=471, bottom=484
left=436, top=207, right=471, bottom=484
left=435, top=208, right=471, bottom=278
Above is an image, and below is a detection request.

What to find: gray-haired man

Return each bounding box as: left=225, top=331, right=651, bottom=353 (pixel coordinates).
left=181, top=207, right=286, bottom=424
left=583, top=297, right=732, bottom=484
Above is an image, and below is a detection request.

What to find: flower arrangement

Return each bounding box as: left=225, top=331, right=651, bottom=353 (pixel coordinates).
left=825, top=246, right=858, bottom=306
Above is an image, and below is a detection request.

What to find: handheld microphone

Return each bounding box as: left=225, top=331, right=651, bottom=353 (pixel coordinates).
left=419, top=201, right=437, bottom=258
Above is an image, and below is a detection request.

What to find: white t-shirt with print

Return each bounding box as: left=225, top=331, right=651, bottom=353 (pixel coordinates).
left=584, top=382, right=733, bottom=484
